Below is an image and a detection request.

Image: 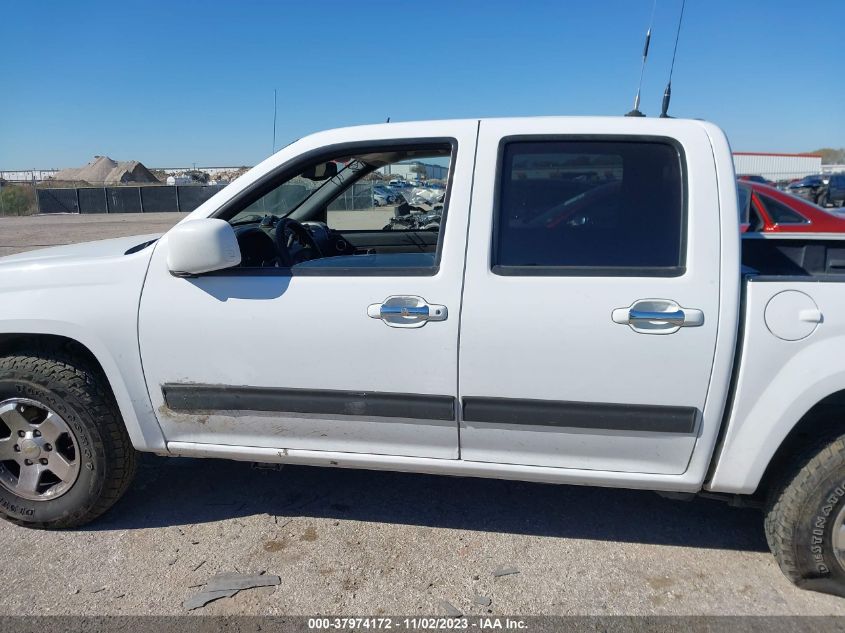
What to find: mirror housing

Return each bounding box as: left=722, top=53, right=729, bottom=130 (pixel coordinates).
left=301, top=161, right=338, bottom=181
left=166, top=218, right=241, bottom=276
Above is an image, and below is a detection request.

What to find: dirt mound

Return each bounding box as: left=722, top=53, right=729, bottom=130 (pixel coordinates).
left=54, top=156, right=159, bottom=185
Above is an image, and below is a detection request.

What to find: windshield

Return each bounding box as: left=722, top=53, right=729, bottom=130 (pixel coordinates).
left=230, top=159, right=365, bottom=224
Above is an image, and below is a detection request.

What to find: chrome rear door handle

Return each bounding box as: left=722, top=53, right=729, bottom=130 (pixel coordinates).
left=612, top=299, right=704, bottom=334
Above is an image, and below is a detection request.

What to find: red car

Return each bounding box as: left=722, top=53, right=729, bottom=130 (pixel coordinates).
left=738, top=180, right=845, bottom=233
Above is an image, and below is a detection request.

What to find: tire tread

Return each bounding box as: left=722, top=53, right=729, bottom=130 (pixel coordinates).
left=765, top=432, right=845, bottom=583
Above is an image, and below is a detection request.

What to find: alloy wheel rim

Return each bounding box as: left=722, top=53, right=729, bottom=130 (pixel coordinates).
left=833, top=504, right=845, bottom=570
left=0, top=398, right=81, bottom=501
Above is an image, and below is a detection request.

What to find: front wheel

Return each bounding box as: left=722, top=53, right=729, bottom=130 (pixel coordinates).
left=0, top=348, right=136, bottom=528
left=765, top=433, right=845, bottom=597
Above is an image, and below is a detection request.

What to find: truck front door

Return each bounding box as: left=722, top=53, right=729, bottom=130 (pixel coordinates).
left=138, top=121, right=478, bottom=459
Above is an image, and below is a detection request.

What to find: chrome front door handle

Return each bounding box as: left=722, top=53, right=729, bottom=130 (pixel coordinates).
left=612, top=299, right=704, bottom=334
left=367, top=296, right=448, bottom=328
left=628, top=309, right=686, bottom=326
left=379, top=305, right=432, bottom=318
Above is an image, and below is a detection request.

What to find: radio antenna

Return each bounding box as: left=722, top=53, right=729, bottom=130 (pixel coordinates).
left=660, top=0, right=686, bottom=118
left=626, top=0, right=657, bottom=117
left=271, top=89, right=278, bottom=154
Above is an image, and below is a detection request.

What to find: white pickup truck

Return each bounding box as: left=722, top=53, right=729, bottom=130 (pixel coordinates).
left=2, top=117, right=845, bottom=596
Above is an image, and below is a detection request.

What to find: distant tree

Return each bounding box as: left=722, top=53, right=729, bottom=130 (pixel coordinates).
left=811, top=148, right=845, bottom=164
left=410, top=163, right=427, bottom=178
left=0, top=184, right=37, bottom=216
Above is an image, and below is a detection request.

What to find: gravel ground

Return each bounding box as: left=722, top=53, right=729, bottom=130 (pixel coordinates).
left=0, top=212, right=189, bottom=256
left=1, top=213, right=844, bottom=616
left=2, top=456, right=845, bottom=616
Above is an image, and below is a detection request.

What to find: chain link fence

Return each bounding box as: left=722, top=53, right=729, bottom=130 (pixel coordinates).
left=328, top=182, right=377, bottom=211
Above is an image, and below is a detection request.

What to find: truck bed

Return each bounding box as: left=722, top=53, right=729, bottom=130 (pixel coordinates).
left=742, top=233, right=845, bottom=278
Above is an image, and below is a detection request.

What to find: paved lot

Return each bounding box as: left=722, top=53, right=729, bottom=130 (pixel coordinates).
left=1, top=213, right=845, bottom=616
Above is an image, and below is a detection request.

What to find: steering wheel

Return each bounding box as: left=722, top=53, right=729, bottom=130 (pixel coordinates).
left=273, top=217, right=323, bottom=267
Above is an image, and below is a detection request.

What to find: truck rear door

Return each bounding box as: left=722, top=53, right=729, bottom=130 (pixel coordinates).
left=458, top=119, right=722, bottom=475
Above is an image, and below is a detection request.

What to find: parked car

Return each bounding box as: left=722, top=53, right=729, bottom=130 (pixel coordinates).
left=818, top=173, right=845, bottom=208
left=738, top=180, right=845, bottom=232
left=6, top=117, right=845, bottom=598
left=373, top=185, right=402, bottom=205
left=372, top=191, right=389, bottom=207
left=383, top=209, right=442, bottom=232
left=786, top=174, right=826, bottom=204
left=737, top=174, right=773, bottom=186
left=406, top=187, right=445, bottom=207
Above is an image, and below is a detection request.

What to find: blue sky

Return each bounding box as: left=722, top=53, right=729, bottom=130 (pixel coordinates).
left=2, top=0, right=843, bottom=168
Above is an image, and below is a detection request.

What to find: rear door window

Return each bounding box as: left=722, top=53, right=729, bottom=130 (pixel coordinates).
left=494, top=139, right=685, bottom=276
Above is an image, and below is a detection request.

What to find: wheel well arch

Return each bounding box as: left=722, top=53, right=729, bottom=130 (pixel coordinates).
left=757, top=388, right=845, bottom=497
left=0, top=332, right=165, bottom=452
left=0, top=334, right=108, bottom=382
left=0, top=333, right=114, bottom=380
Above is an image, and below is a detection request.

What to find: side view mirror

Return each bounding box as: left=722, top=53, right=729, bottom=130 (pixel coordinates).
left=166, top=218, right=241, bottom=276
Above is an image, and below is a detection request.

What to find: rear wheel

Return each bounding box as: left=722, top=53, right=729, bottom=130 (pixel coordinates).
left=0, top=349, right=136, bottom=528
left=765, top=433, right=845, bottom=597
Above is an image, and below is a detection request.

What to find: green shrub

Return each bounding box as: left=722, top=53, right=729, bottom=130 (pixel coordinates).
left=0, top=185, right=37, bottom=216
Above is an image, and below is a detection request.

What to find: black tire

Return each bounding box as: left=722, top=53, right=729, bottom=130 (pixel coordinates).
left=0, top=348, right=136, bottom=528
left=765, top=432, right=845, bottom=597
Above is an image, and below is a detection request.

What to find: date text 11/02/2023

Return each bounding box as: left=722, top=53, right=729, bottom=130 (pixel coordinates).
left=306, top=617, right=528, bottom=630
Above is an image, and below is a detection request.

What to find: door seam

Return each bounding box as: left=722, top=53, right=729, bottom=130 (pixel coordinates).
left=455, top=120, right=482, bottom=460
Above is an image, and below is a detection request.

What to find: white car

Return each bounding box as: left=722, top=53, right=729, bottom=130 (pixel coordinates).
left=372, top=192, right=389, bottom=207
left=1, top=116, right=845, bottom=596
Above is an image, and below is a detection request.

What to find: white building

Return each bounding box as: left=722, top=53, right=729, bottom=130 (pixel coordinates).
left=380, top=161, right=449, bottom=181
left=733, top=152, right=822, bottom=182
left=0, top=169, right=59, bottom=182
left=166, top=175, right=194, bottom=186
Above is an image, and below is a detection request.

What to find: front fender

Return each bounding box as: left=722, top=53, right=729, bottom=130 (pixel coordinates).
left=0, top=246, right=167, bottom=452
